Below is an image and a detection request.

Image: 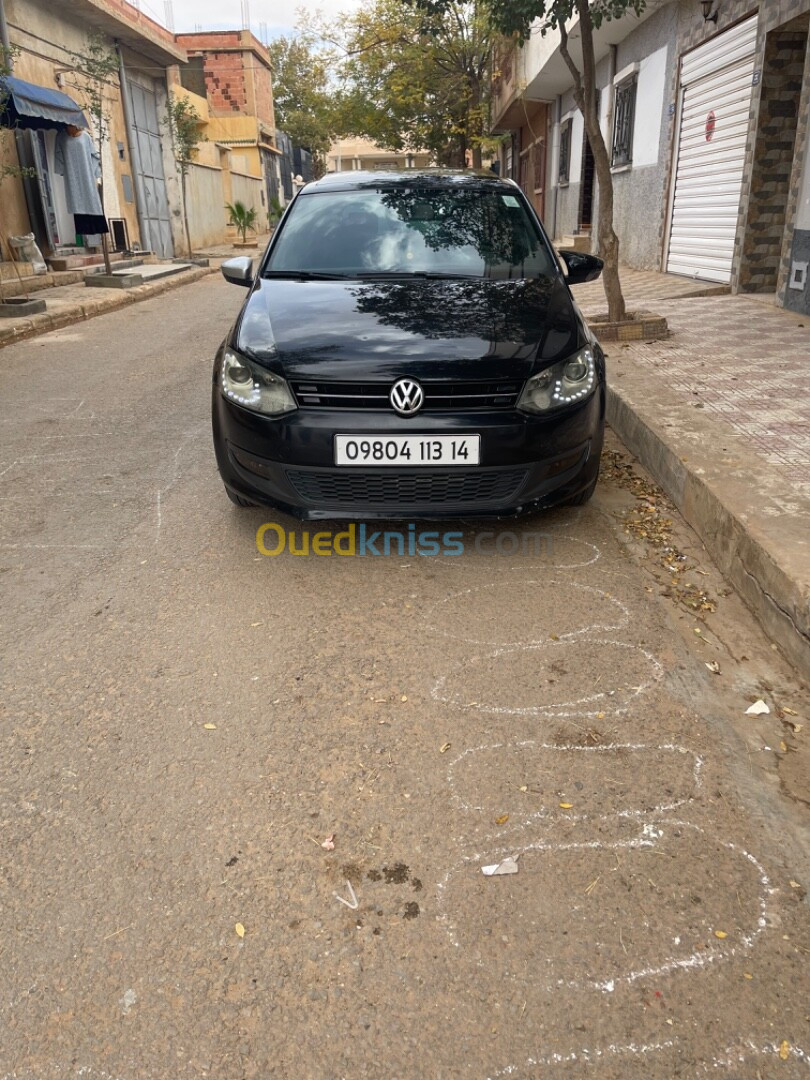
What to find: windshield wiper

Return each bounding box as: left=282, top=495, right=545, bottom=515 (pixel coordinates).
left=354, top=270, right=480, bottom=280
left=262, top=270, right=351, bottom=280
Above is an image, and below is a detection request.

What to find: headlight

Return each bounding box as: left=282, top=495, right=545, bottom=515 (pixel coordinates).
left=517, top=346, right=597, bottom=414
left=220, top=348, right=297, bottom=416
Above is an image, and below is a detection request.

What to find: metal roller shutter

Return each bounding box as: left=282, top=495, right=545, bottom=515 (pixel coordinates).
left=666, top=16, right=758, bottom=282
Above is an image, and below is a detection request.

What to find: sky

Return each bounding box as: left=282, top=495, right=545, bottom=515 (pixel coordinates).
left=155, top=0, right=361, bottom=38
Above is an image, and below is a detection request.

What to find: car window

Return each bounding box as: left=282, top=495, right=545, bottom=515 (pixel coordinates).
left=265, top=186, right=556, bottom=280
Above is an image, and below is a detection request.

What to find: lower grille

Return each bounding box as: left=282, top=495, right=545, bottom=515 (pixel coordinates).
left=285, top=468, right=528, bottom=508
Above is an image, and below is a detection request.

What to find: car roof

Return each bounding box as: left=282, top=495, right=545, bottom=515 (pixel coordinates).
left=300, top=168, right=520, bottom=195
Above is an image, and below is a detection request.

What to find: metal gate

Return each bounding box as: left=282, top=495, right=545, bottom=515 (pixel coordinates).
left=666, top=16, right=758, bottom=282
left=127, top=79, right=174, bottom=258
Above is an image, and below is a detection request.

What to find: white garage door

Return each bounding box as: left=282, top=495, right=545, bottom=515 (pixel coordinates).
left=666, top=16, right=758, bottom=282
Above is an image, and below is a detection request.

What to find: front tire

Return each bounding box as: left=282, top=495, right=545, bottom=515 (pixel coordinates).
left=225, top=487, right=256, bottom=507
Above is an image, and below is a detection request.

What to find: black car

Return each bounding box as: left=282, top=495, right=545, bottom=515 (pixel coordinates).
left=212, top=169, right=605, bottom=520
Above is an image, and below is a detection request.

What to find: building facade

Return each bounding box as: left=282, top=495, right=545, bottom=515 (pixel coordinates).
left=0, top=0, right=186, bottom=260
left=174, top=30, right=281, bottom=218
left=492, top=0, right=810, bottom=316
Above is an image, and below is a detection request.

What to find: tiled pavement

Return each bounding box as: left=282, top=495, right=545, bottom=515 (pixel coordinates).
left=572, top=276, right=810, bottom=497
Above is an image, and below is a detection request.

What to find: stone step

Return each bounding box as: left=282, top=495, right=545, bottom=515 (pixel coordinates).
left=557, top=234, right=592, bottom=253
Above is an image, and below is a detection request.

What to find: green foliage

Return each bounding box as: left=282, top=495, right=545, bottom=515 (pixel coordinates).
left=165, top=93, right=205, bottom=175
left=335, top=0, right=494, bottom=168
left=268, top=34, right=338, bottom=177
left=412, top=0, right=645, bottom=43
left=268, top=196, right=284, bottom=228
left=0, top=45, right=35, bottom=185
left=226, top=201, right=259, bottom=243
left=67, top=33, right=119, bottom=148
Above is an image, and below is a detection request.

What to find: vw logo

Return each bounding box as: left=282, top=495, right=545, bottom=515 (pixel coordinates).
left=389, top=378, right=424, bottom=416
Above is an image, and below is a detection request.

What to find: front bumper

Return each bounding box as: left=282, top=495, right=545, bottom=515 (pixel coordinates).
left=212, top=388, right=604, bottom=520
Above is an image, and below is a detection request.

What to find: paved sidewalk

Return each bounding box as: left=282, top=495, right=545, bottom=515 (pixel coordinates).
left=572, top=271, right=810, bottom=673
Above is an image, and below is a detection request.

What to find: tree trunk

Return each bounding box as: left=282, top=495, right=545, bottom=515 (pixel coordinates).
left=559, top=1, right=626, bottom=323
left=472, top=145, right=483, bottom=169
left=97, top=135, right=112, bottom=275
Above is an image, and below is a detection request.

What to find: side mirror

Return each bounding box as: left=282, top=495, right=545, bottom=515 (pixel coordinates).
left=558, top=250, right=603, bottom=285
left=221, top=256, right=254, bottom=288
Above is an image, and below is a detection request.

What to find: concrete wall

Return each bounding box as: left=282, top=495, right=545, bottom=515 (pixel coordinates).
left=230, top=172, right=263, bottom=214
left=184, top=161, right=226, bottom=249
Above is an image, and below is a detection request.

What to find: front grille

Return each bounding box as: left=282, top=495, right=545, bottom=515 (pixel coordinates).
left=291, top=380, right=522, bottom=411
left=285, top=468, right=528, bottom=508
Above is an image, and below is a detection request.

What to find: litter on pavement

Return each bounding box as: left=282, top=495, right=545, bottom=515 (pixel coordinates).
left=482, top=856, right=520, bottom=877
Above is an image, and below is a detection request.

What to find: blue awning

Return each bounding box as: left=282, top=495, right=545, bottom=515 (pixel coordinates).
left=0, top=75, right=88, bottom=131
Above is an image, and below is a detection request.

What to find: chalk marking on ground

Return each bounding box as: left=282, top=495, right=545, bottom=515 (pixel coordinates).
left=487, top=1038, right=810, bottom=1077
left=424, top=580, right=630, bottom=647
left=432, top=639, right=663, bottom=717
left=445, top=741, right=703, bottom=824
left=436, top=820, right=775, bottom=993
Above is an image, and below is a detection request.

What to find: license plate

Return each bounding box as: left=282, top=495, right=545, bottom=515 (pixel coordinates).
left=335, top=434, right=481, bottom=466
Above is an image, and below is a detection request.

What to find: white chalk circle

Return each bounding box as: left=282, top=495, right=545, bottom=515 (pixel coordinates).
left=432, top=639, right=663, bottom=717
left=487, top=1038, right=810, bottom=1078
left=437, top=819, right=773, bottom=994
left=442, top=530, right=602, bottom=570
left=424, top=580, right=630, bottom=647
left=446, top=741, right=703, bottom=831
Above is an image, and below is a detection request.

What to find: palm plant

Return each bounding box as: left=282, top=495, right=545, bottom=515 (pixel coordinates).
left=226, top=201, right=259, bottom=244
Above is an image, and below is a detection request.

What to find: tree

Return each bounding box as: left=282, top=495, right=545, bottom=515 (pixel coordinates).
left=226, top=201, right=258, bottom=244
left=67, top=33, right=120, bottom=274
left=334, top=0, right=495, bottom=168
left=267, top=34, right=338, bottom=178
left=165, top=92, right=205, bottom=257
left=417, top=0, right=644, bottom=322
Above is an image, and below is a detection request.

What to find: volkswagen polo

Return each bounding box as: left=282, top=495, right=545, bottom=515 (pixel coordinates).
left=212, top=169, right=605, bottom=519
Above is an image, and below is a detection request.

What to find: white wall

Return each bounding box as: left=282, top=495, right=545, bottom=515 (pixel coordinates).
left=630, top=45, right=668, bottom=168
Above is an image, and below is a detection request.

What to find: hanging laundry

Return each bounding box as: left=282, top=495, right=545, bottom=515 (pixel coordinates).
left=54, top=125, right=109, bottom=234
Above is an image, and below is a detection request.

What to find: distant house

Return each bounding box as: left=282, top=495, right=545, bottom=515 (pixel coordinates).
left=327, top=138, right=433, bottom=173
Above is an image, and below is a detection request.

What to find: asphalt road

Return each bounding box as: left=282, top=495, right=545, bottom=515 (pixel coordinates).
left=1, top=276, right=809, bottom=1079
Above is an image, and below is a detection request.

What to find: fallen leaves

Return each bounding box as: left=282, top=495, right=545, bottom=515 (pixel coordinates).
left=779, top=1040, right=791, bottom=1061
left=714, top=930, right=728, bottom=939
left=235, top=923, right=245, bottom=938
left=439, top=742, right=451, bottom=754
left=705, top=661, right=721, bottom=675
left=495, top=814, right=510, bottom=825
left=203, top=723, right=217, bottom=730
left=559, top=802, right=574, bottom=810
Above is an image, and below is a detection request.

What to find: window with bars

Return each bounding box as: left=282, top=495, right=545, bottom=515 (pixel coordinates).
left=558, top=119, right=572, bottom=184
left=612, top=75, right=637, bottom=167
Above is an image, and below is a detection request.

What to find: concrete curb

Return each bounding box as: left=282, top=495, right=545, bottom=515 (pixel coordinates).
left=606, top=377, right=810, bottom=674
left=0, top=265, right=217, bottom=349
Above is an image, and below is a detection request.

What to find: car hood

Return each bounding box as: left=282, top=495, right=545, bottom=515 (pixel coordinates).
left=235, top=274, right=585, bottom=381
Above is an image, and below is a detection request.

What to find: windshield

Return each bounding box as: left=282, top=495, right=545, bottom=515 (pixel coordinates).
left=265, top=185, right=556, bottom=280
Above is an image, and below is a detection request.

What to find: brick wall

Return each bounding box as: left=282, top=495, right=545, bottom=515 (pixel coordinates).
left=739, top=28, right=808, bottom=291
